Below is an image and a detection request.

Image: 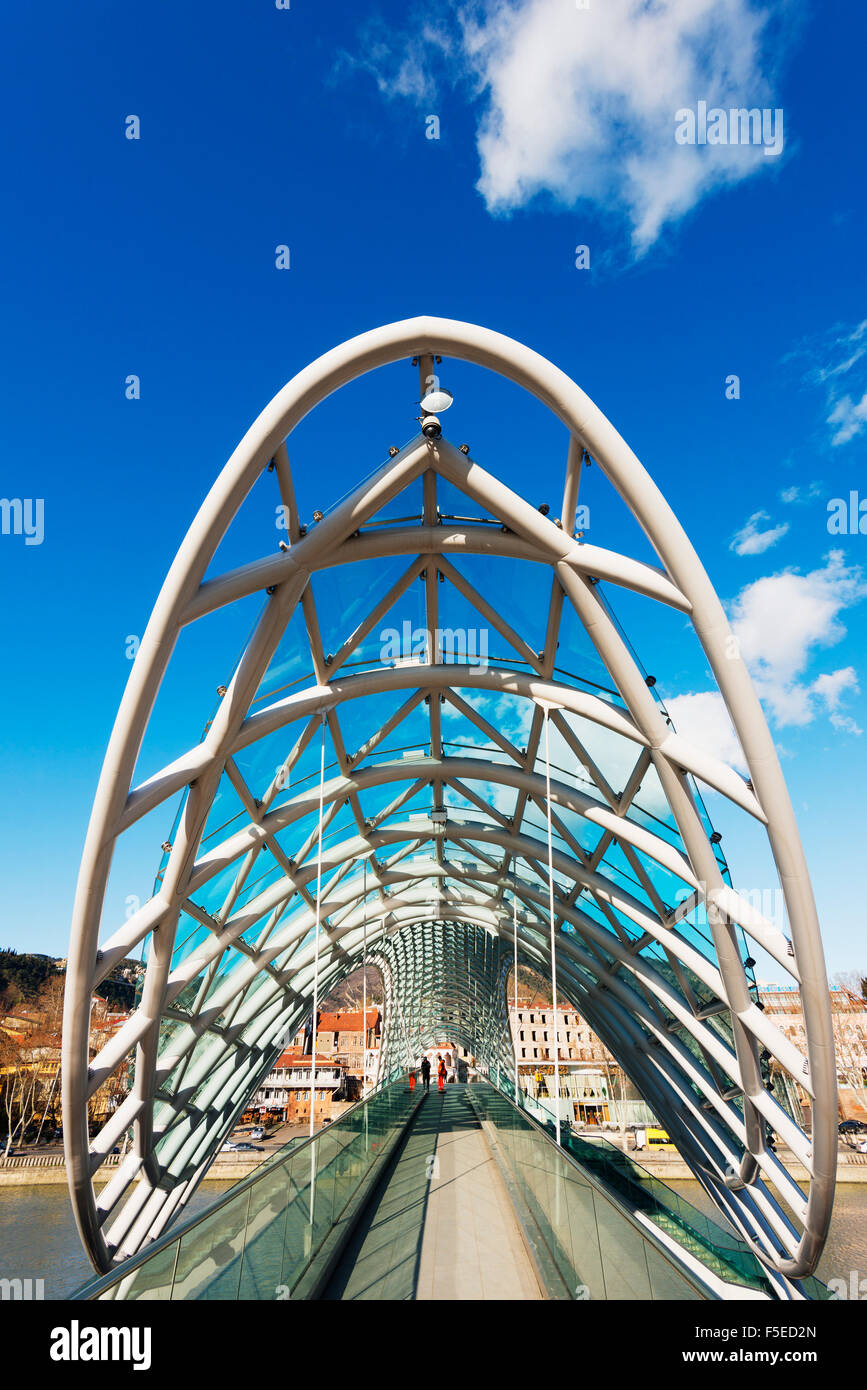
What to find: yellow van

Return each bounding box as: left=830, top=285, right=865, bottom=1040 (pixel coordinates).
left=645, top=1127, right=677, bottom=1151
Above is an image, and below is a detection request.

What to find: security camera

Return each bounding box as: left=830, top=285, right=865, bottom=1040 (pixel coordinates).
left=421, top=414, right=442, bottom=439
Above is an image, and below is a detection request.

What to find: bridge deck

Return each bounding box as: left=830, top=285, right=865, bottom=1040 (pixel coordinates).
left=324, top=1084, right=543, bottom=1300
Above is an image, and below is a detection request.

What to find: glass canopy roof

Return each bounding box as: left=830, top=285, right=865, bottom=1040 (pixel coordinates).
left=63, top=318, right=835, bottom=1291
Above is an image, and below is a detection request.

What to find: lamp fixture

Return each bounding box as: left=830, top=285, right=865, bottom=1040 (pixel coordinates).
left=419, top=387, right=453, bottom=413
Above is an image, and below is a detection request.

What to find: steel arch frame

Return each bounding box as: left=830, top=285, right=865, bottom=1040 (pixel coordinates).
left=63, top=316, right=836, bottom=1286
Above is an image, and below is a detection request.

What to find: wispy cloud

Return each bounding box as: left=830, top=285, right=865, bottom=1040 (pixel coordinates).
left=791, top=318, right=867, bottom=448
left=780, top=481, right=821, bottom=505
left=730, top=510, right=790, bottom=556
left=343, top=0, right=791, bottom=254
left=811, top=319, right=867, bottom=384
left=336, top=16, right=454, bottom=104
left=830, top=712, right=863, bottom=736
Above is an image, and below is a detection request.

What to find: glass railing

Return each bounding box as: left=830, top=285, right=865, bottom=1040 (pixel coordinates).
left=74, top=1068, right=828, bottom=1302
left=468, top=1082, right=709, bottom=1299
left=496, top=1079, right=828, bottom=1299
left=77, top=1074, right=420, bottom=1301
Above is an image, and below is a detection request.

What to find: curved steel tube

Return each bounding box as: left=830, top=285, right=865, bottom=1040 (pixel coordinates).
left=63, top=317, right=836, bottom=1286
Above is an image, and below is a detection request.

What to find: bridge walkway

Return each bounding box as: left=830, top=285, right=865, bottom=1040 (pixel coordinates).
left=325, top=1085, right=542, bottom=1300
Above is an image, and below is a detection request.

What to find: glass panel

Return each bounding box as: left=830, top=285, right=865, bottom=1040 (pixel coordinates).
left=236, top=1160, right=294, bottom=1300
left=172, top=1187, right=252, bottom=1300
left=81, top=1076, right=788, bottom=1303
left=561, top=1164, right=606, bottom=1300
left=643, top=1240, right=704, bottom=1300
left=590, top=1186, right=653, bottom=1299
left=468, top=1081, right=768, bottom=1301
left=280, top=1150, right=311, bottom=1291
left=96, top=1240, right=180, bottom=1301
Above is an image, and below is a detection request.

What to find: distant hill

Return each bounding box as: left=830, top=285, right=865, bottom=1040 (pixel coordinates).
left=320, top=962, right=554, bottom=1013
left=510, top=963, right=554, bottom=1007
left=0, top=949, right=59, bottom=1005
left=323, top=965, right=384, bottom=1012
left=0, top=948, right=143, bottom=1012
left=0, top=950, right=555, bottom=1019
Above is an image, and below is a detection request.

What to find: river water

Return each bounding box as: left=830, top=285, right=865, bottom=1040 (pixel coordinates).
left=1, top=1179, right=865, bottom=1300
left=667, top=1180, right=867, bottom=1292
left=0, top=1180, right=235, bottom=1300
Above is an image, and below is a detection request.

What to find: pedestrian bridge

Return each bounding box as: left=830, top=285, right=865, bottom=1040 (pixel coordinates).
left=63, top=317, right=837, bottom=1298
left=75, top=1078, right=827, bottom=1301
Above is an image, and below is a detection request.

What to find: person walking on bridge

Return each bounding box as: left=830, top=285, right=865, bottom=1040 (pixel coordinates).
left=437, top=1055, right=446, bottom=1092
left=420, top=1055, right=431, bottom=1092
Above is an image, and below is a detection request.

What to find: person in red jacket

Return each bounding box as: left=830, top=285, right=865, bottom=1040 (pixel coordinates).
left=437, top=1055, right=446, bottom=1092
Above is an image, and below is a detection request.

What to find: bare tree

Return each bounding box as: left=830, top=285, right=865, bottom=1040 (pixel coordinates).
left=0, top=1029, right=20, bottom=1155
left=0, top=1037, right=43, bottom=1151
left=832, top=970, right=867, bottom=1000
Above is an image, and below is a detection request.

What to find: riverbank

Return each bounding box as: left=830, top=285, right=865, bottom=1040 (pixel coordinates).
left=0, top=1156, right=268, bottom=1185
left=0, top=1118, right=315, bottom=1186
left=631, top=1155, right=867, bottom=1181
left=582, top=1137, right=867, bottom=1182
left=3, top=1147, right=866, bottom=1184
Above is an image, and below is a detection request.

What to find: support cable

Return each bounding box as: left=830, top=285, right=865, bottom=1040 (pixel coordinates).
left=362, top=857, right=368, bottom=1097
left=309, top=712, right=327, bottom=1141
left=543, top=704, right=562, bottom=1146
left=513, top=873, right=519, bottom=1103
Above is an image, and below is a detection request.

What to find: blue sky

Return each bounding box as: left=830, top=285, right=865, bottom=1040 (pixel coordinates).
left=0, top=0, right=865, bottom=980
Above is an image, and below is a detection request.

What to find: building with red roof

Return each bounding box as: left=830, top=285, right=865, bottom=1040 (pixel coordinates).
left=286, top=1007, right=380, bottom=1082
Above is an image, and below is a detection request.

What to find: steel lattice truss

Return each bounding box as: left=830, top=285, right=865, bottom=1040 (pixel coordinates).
left=63, top=318, right=836, bottom=1288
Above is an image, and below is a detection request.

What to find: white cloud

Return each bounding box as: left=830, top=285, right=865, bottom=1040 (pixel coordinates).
left=730, top=510, right=789, bottom=556
left=827, top=392, right=867, bottom=446
left=348, top=0, right=789, bottom=253
left=664, top=565, right=865, bottom=778
left=810, top=666, right=859, bottom=711
left=665, top=691, right=747, bottom=773
left=729, top=551, right=867, bottom=728
left=465, top=0, right=786, bottom=250
left=811, top=668, right=862, bottom=734
left=830, top=712, right=863, bottom=736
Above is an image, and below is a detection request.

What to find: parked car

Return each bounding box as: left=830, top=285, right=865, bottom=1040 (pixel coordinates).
left=839, top=1119, right=867, bottom=1135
